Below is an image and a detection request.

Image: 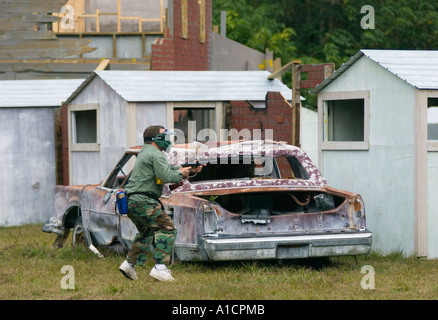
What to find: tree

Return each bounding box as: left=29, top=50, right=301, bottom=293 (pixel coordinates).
left=213, top=0, right=438, bottom=106
left=212, top=0, right=299, bottom=64
left=213, top=0, right=438, bottom=67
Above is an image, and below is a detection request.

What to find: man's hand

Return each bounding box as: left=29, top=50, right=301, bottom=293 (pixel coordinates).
left=190, top=164, right=205, bottom=174
left=179, top=166, right=192, bottom=178
left=179, top=164, right=205, bottom=178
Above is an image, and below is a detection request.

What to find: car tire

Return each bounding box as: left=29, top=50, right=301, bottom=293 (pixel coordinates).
left=72, top=216, right=89, bottom=248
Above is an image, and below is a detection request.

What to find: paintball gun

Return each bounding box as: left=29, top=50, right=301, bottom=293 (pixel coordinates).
left=170, top=160, right=203, bottom=190
left=181, top=160, right=201, bottom=168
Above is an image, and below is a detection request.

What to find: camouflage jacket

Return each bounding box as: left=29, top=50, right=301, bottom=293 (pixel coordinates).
left=125, top=144, right=182, bottom=203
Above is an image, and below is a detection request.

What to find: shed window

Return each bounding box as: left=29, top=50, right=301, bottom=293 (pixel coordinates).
left=69, top=103, right=100, bottom=152
left=174, top=108, right=215, bottom=143
left=73, top=110, right=97, bottom=143
left=325, top=99, right=364, bottom=141
left=168, top=102, right=223, bottom=144
left=319, top=91, right=369, bottom=150
left=428, top=98, right=438, bottom=141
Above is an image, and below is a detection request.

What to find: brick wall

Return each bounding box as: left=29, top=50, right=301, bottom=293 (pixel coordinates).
left=300, top=63, right=335, bottom=89
left=151, top=28, right=176, bottom=70
left=230, top=92, right=292, bottom=143
left=230, top=92, right=293, bottom=177
left=151, top=0, right=211, bottom=71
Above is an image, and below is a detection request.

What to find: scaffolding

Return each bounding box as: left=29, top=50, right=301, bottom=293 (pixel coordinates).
left=53, top=0, right=166, bottom=33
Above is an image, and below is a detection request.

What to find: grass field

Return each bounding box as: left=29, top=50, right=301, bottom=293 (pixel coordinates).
left=1, top=224, right=438, bottom=301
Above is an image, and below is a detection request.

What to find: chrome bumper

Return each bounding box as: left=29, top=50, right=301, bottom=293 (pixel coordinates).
left=201, top=231, right=372, bottom=261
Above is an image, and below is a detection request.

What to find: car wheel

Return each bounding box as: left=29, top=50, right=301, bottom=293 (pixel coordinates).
left=72, top=216, right=89, bottom=248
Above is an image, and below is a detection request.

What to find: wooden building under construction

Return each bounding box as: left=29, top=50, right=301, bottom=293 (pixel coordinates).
left=0, top=0, right=274, bottom=80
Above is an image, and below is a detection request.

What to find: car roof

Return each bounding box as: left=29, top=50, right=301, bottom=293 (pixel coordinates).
left=128, top=140, right=305, bottom=161
left=126, top=140, right=328, bottom=191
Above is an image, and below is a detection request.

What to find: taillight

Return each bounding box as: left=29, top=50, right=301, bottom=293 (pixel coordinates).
left=350, top=195, right=366, bottom=230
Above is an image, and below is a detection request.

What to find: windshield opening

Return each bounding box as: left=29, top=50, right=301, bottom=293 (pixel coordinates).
left=189, top=155, right=309, bottom=182
left=103, top=153, right=137, bottom=189
left=189, top=156, right=279, bottom=182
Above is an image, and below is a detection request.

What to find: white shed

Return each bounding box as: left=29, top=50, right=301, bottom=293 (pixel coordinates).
left=0, top=79, right=83, bottom=226
left=312, top=49, right=438, bottom=258
left=64, top=70, right=294, bottom=186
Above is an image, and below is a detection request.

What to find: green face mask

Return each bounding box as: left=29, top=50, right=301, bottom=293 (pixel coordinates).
left=154, top=130, right=173, bottom=151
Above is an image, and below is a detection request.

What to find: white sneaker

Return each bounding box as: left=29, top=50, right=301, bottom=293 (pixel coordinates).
left=149, top=265, right=175, bottom=281
left=119, top=260, right=138, bottom=280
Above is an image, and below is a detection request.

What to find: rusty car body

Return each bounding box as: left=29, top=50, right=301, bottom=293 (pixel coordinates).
left=43, top=140, right=372, bottom=261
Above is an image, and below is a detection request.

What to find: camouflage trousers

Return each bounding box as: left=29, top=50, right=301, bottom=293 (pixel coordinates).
left=126, top=199, right=176, bottom=266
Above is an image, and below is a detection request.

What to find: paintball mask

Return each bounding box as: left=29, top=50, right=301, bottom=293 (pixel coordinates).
left=146, top=129, right=174, bottom=151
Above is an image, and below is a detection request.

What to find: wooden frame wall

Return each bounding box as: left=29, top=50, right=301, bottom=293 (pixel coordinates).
left=53, top=0, right=165, bottom=33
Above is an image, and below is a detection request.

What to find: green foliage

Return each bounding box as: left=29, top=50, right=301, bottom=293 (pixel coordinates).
left=213, top=0, right=298, bottom=63
left=213, top=0, right=438, bottom=68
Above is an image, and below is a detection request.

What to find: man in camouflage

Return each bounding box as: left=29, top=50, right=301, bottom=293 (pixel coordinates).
left=119, top=125, right=202, bottom=281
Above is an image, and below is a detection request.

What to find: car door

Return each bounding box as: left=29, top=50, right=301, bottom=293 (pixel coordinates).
left=85, top=152, right=138, bottom=249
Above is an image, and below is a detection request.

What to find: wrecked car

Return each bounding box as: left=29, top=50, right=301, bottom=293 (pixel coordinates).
left=43, top=140, right=372, bottom=261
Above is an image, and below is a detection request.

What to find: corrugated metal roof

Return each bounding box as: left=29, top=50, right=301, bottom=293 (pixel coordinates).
left=0, top=79, right=84, bottom=107
left=312, top=49, right=438, bottom=93
left=66, top=70, right=292, bottom=103
left=362, top=49, right=438, bottom=89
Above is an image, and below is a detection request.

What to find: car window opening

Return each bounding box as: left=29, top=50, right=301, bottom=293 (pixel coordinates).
left=189, top=156, right=309, bottom=182
left=199, top=191, right=345, bottom=216
left=104, top=154, right=137, bottom=189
